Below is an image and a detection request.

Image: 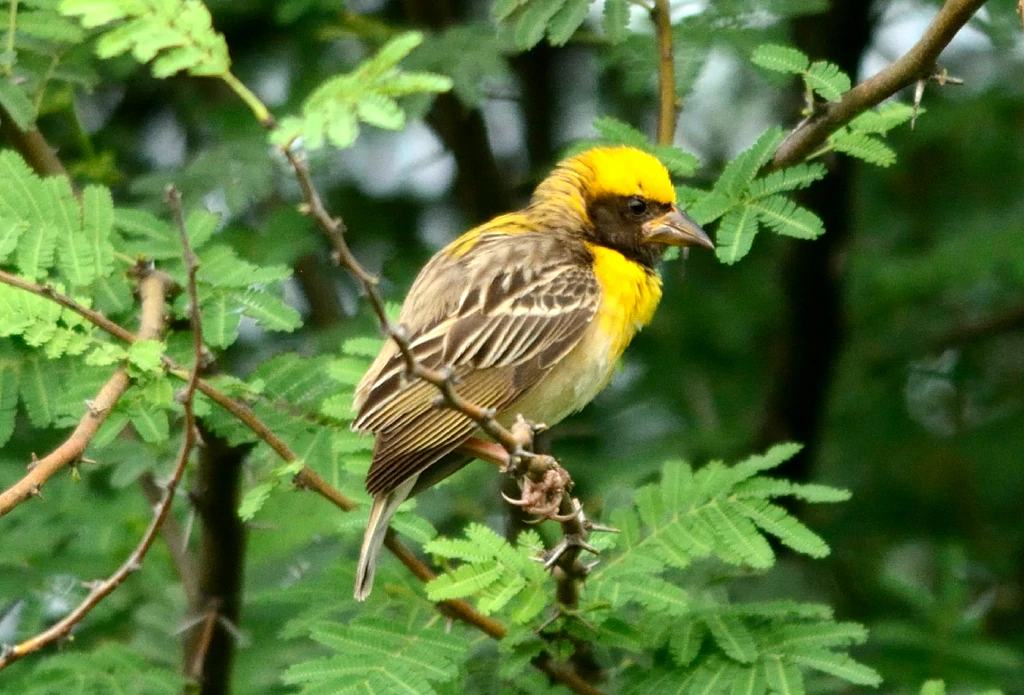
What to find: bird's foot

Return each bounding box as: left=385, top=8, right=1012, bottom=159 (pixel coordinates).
left=500, top=462, right=570, bottom=518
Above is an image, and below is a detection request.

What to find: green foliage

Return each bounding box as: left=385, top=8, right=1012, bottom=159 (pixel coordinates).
left=751, top=43, right=851, bottom=103
left=405, top=25, right=513, bottom=108
left=920, top=680, right=1005, bottom=695
left=586, top=115, right=700, bottom=178
left=678, top=128, right=826, bottom=264
left=494, top=0, right=594, bottom=50
left=422, top=445, right=876, bottom=692
left=819, top=102, right=918, bottom=167
left=602, top=0, right=630, bottom=44
left=0, top=76, right=36, bottom=130
left=2, top=0, right=1021, bottom=692
left=3, top=642, right=182, bottom=694
left=60, top=0, right=232, bottom=77
left=282, top=617, right=469, bottom=695
left=229, top=348, right=378, bottom=521
left=274, top=32, right=452, bottom=151
left=426, top=525, right=549, bottom=622
left=0, top=150, right=112, bottom=283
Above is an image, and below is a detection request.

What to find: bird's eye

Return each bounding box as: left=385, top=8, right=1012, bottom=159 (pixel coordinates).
left=627, top=196, right=647, bottom=217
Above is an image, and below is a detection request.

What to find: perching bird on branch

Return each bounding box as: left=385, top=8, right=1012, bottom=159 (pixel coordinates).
left=352, top=146, right=714, bottom=600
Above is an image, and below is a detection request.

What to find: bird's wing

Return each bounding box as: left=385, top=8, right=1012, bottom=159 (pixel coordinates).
left=352, top=232, right=599, bottom=496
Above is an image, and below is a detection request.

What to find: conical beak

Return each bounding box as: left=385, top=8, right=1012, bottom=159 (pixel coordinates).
left=641, top=205, right=714, bottom=249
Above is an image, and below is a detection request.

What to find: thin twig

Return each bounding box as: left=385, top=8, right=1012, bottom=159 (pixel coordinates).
left=140, top=473, right=200, bottom=608
left=0, top=81, right=605, bottom=695
left=0, top=269, right=194, bottom=671
left=274, top=126, right=603, bottom=694
left=0, top=270, right=170, bottom=518
left=773, top=0, right=988, bottom=169
left=0, top=269, right=138, bottom=345
left=652, top=0, right=676, bottom=145
left=282, top=148, right=534, bottom=457
left=186, top=601, right=221, bottom=681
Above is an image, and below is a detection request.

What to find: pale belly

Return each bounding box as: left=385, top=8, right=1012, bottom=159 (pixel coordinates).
left=496, top=319, right=620, bottom=430
left=494, top=245, right=662, bottom=433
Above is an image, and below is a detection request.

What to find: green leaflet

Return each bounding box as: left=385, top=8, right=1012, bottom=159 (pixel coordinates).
left=0, top=77, right=36, bottom=130
left=750, top=44, right=809, bottom=74
left=273, top=32, right=451, bottom=151
left=283, top=617, right=468, bottom=695
left=750, top=43, right=850, bottom=102
left=231, top=289, right=302, bottom=332
left=602, top=0, right=630, bottom=43
left=61, top=0, right=232, bottom=78
left=0, top=354, right=21, bottom=446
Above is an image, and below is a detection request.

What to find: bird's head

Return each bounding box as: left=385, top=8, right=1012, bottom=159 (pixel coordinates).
left=530, top=146, right=713, bottom=268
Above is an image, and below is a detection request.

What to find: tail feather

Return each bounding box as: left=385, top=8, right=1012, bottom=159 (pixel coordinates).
left=354, top=477, right=416, bottom=601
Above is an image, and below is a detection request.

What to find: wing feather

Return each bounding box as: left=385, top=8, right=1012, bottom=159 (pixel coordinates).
left=353, top=231, right=599, bottom=495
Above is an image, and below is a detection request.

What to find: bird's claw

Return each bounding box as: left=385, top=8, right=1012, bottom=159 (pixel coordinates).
left=500, top=490, right=531, bottom=507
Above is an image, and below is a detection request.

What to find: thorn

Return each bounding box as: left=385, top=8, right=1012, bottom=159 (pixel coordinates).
left=444, top=616, right=455, bottom=634
left=534, top=610, right=562, bottom=634
left=929, top=66, right=964, bottom=87
left=912, top=77, right=926, bottom=130
left=27, top=453, right=39, bottom=471
left=585, top=521, right=620, bottom=534
left=215, top=614, right=248, bottom=646
left=80, top=457, right=97, bottom=466
left=28, top=485, right=42, bottom=499
left=543, top=539, right=571, bottom=570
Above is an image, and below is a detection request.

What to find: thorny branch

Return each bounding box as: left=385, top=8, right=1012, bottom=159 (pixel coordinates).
left=0, top=104, right=598, bottom=694
left=0, top=269, right=170, bottom=518
left=773, top=0, right=989, bottom=169
left=0, top=267, right=191, bottom=671
left=0, top=269, right=511, bottom=666
left=279, top=147, right=603, bottom=566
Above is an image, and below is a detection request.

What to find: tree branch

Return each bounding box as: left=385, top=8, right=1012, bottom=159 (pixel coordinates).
left=0, top=108, right=73, bottom=182
left=0, top=269, right=171, bottom=518
left=0, top=269, right=138, bottom=345
left=652, top=0, right=677, bottom=145
left=772, top=0, right=988, bottom=168
left=0, top=84, right=607, bottom=695
left=0, top=274, right=515, bottom=666
left=0, top=267, right=198, bottom=671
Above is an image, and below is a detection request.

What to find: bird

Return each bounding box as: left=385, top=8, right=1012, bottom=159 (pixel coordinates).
left=351, top=145, right=713, bottom=600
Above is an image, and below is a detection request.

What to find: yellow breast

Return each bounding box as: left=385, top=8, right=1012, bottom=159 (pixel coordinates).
left=588, top=244, right=663, bottom=361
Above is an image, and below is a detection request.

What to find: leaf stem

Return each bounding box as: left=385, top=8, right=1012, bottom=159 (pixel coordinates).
left=220, top=71, right=276, bottom=129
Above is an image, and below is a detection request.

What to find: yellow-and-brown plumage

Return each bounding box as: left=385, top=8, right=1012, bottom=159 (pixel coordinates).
left=352, top=146, right=713, bottom=599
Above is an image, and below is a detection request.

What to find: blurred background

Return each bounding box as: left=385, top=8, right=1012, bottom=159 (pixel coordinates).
left=2, top=0, right=1023, bottom=691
